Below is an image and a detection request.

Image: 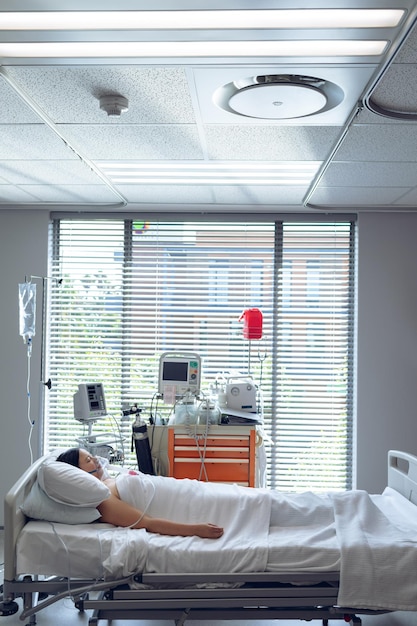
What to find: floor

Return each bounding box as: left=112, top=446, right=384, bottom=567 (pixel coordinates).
left=1, top=531, right=416, bottom=626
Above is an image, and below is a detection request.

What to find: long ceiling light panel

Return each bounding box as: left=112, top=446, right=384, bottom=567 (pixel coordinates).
left=0, top=9, right=405, bottom=30
left=98, top=162, right=321, bottom=186
left=0, top=40, right=389, bottom=58
left=0, top=8, right=404, bottom=59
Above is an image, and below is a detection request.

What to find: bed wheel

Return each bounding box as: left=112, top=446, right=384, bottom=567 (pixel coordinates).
left=0, top=600, right=19, bottom=616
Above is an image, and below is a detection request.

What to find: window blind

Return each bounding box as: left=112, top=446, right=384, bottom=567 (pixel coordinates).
left=47, top=217, right=355, bottom=491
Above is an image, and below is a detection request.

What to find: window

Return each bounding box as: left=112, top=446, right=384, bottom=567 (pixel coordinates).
left=47, top=216, right=355, bottom=491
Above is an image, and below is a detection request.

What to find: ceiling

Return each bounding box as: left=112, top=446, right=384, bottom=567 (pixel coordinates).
left=2, top=1, right=417, bottom=214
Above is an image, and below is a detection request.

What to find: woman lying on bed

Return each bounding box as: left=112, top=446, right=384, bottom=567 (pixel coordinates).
left=56, top=447, right=334, bottom=544
left=56, top=447, right=224, bottom=539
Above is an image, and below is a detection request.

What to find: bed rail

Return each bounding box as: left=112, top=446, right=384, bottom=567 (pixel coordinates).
left=388, top=449, right=417, bottom=504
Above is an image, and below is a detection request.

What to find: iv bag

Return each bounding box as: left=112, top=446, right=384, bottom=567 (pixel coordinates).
left=19, top=282, right=36, bottom=344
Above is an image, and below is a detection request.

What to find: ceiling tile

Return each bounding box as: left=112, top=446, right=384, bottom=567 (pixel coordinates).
left=369, top=64, right=417, bottom=114
left=115, top=184, right=215, bottom=204
left=204, top=126, right=340, bottom=161
left=18, top=184, right=120, bottom=203
left=0, top=125, right=79, bottom=160
left=394, top=188, right=417, bottom=204
left=5, top=66, right=196, bottom=124
left=335, top=124, right=417, bottom=161
left=0, top=160, right=104, bottom=185
left=60, top=124, right=204, bottom=160
left=0, top=79, right=40, bottom=123
left=321, top=162, right=417, bottom=187
left=0, top=185, right=43, bottom=203
left=212, top=185, right=312, bottom=206
left=309, top=186, right=411, bottom=207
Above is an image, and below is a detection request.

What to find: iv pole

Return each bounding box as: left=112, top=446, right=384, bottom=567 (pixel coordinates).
left=38, top=276, right=52, bottom=457
left=24, top=275, right=52, bottom=458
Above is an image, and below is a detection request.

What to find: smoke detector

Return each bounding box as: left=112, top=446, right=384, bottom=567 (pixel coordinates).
left=213, top=74, right=344, bottom=120
left=99, top=95, right=129, bottom=117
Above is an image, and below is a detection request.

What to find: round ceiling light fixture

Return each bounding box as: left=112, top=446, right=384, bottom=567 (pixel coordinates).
left=99, top=94, right=129, bottom=117
left=213, top=74, right=344, bottom=120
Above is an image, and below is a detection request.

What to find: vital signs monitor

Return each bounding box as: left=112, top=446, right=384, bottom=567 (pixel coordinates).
left=73, top=383, right=107, bottom=422
left=158, top=351, right=201, bottom=398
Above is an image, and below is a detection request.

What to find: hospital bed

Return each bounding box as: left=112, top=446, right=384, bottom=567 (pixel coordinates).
left=1, top=449, right=417, bottom=626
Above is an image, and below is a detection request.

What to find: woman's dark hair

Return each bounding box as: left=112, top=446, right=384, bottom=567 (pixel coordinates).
left=56, top=447, right=80, bottom=467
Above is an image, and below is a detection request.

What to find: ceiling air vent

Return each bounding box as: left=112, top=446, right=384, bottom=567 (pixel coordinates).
left=213, top=74, right=344, bottom=120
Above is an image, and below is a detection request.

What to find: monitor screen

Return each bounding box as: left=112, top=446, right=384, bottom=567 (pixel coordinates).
left=162, top=361, right=188, bottom=382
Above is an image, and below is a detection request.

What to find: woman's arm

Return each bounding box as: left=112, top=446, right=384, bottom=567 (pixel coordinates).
left=97, top=494, right=224, bottom=539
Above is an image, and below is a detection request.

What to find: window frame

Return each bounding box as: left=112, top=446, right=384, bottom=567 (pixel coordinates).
left=46, top=212, right=356, bottom=492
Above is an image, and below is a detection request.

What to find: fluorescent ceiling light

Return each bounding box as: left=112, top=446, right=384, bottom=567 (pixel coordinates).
left=109, top=178, right=312, bottom=184
left=0, top=9, right=405, bottom=30
left=99, top=162, right=319, bottom=171
left=0, top=40, right=388, bottom=58
left=98, top=161, right=320, bottom=186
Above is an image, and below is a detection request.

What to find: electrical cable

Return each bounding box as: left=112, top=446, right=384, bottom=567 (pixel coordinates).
left=195, top=420, right=210, bottom=482
left=108, top=412, right=125, bottom=464
left=184, top=395, right=210, bottom=482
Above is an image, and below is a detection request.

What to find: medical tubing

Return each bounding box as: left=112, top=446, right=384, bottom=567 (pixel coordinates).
left=116, top=473, right=156, bottom=529
left=49, top=521, right=107, bottom=595
left=48, top=521, right=73, bottom=595
left=26, top=345, right=34, bottom=465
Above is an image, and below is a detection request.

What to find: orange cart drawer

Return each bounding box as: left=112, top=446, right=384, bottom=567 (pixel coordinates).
left=172, top=459, right=250, bottom=483
left=168, top=426, right=256, bottom=486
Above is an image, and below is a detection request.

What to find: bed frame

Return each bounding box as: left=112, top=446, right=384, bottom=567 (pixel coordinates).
left=1, top=449, right=416, bottom=626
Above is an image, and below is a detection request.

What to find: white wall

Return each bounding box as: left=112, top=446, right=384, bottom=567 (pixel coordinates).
left=356, top=212, right=417, bottom=493
left=1, top=209, right=417, bottom=524
left=0, top=210, right=49, bottom=524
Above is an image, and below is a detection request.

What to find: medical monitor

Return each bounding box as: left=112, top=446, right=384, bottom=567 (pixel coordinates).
left=73, top=383, right=107, bottom=422
left=158, top=352, right=201, bottom=398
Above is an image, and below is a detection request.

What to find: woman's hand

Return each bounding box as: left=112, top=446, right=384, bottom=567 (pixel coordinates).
left=194, top=523, right=224, bottom=539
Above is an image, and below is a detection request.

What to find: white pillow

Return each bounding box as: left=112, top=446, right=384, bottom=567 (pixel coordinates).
left=38, top=460, right=110, bottom=507
left=21, top=481, right=101, bottom=524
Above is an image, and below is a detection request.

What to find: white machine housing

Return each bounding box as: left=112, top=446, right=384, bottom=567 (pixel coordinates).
left=158, top=351, right=201, bottom=398
left=73, top=382, right=107, bottom=422
left=226, top=378, right=257, bottom=412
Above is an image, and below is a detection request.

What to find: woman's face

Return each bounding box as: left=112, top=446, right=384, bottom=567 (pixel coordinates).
left=78, top=449, right=104, bottom=480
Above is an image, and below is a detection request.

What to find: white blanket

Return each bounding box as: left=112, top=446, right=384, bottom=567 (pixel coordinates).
left=115, top=475, right=417, bottom=610
left=332, top=489, right=417, bottom=611
left=116, top=472, right=272, bottom=573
